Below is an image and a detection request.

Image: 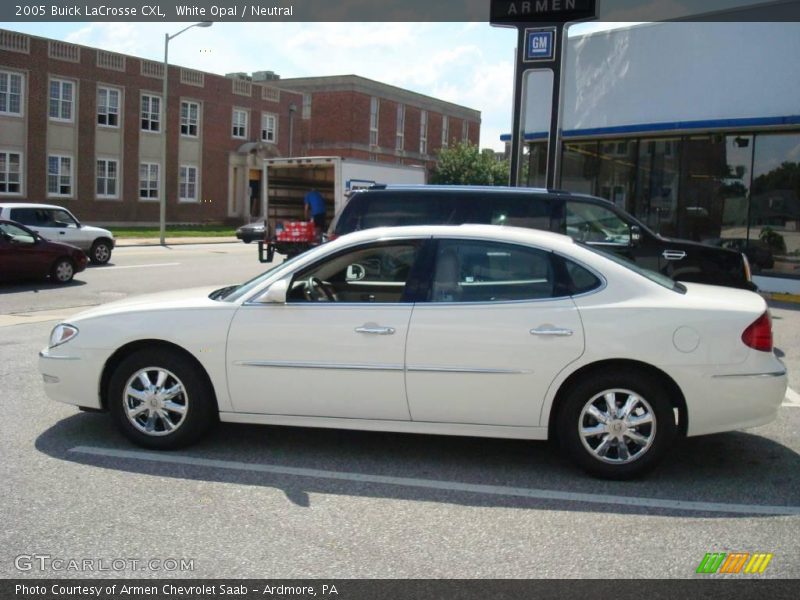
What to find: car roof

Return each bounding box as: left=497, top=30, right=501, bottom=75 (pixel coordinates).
left=0, top=202, right=70, bottom=211
left=331, top=223, right=578, bottom=251
left=361, top=185, right=619, bottom=207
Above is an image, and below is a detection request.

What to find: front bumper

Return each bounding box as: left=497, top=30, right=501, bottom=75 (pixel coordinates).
left=39, top=347, right=105, bottom=410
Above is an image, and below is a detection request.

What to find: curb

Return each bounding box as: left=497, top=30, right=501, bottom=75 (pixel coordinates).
left=762, top=292, right=800, bottom=306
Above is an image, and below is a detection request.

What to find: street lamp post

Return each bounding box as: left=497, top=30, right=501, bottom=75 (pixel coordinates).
left=160, top=21, right=212, bottom=246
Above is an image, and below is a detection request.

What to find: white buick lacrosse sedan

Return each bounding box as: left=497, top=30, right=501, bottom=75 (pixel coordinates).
left=39, top=225, right=787, bottom=479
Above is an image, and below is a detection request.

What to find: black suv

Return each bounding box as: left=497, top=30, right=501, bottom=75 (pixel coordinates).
left=329, top=185, right=754, bottom=290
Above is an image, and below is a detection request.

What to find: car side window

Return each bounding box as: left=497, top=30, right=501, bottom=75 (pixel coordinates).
left=46, top=209, right=77, bottom=228
left=0, top=222, right=36, bottom=244
left=428, top=240, right=556, bottom=303
left=287, top=241, right=422, bottom=303
left=8, top=208, right=38, bottom=226
left=357, top=195, right=453, bottom=231
left=490, top=196, right=551, bottom=230
left=564, top=201, right=631, bottom=246
left=561, top=257, right=603, bottom=295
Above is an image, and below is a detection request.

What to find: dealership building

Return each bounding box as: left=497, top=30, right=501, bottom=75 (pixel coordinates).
left=507, top=22, right=800, bottom=291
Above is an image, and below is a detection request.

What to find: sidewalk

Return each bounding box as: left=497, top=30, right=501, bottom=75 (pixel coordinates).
left=115, top=236, right=239, bottom=247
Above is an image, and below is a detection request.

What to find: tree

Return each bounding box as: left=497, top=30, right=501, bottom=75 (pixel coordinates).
left=431, top=142, right=509, bottom=185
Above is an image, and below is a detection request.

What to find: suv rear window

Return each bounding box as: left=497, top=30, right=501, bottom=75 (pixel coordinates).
left=335, top=193, right=455, bottom=235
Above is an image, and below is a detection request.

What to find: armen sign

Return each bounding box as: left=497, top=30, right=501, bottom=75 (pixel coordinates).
left=490, top=0, right=597, bottom=25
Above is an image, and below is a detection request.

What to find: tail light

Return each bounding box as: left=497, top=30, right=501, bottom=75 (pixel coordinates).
left=741, top=311, right=773, bottom=352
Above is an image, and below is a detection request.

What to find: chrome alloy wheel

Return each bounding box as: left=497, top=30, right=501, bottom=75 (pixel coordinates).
left=578, top=389, right=656, bottom=464
left=123, top=367, right=189, bottom=436
left=93, top=243, right=111, bottom=263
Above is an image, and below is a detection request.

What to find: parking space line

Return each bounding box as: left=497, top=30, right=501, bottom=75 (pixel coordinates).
left=783, top=388, right=800, bottom=408
left=69, top=446, right=800, bottom=516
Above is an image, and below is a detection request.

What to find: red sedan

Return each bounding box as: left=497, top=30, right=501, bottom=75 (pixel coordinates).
left=0, top=219, right=88, bottom=284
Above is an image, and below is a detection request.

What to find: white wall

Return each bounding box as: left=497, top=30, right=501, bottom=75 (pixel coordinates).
left=524, top=22, right=800, bottom=134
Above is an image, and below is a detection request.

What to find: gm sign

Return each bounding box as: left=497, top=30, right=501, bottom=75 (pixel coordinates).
left=524, top=28, right=556, bottom=62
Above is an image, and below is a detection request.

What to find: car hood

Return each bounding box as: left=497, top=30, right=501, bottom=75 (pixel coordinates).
left=81, top=224, right=115, bottom=239
left=43, top=238, right=85, bottom=254
left=237, top=223, right=266, bottom=231
left=67, top=285, right=230, bottom=322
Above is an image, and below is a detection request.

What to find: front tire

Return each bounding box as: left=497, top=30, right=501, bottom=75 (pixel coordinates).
left=50, top=258, right=75, bottom=283
left=556, top=371, right=677, bottom=480
left=90, top=239, right=112, bottom=264
left=108, top=349, right=216, bottom=449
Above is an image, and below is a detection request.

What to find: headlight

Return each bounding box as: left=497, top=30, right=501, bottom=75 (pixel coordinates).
left=49, top=324, right=79, bottom=348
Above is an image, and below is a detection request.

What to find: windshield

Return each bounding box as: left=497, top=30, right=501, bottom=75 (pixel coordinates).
left=581, top=244, right=686, bottom=294
left=215, top=253, right=310, bottom=302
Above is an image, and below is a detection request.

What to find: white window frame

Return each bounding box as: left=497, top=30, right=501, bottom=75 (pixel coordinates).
left=462, top=120, right=469, bottom=142
left=141, top=93, right=161, bottom=132
left=47, top=154, right=72, bottom=197
left=180, top=100, right=199, bottom=137
left=441, top=115, right=449, bottom=148
left=370, top=97, right=379, bottom=146
left=261, top=112, right=277, bottom=143
left=97, top=86, right=120, bottom=128
left=178, top=165, right=198, bottom=203
left=0, top=150, right=23, bottom=196
left=96, top=157, right=119, bottom=199
left=302, top=93, right=311, bottom=120
left=396, top=104, right=405, bottom=151
left=419, top=110, right=428, bottom=155
left=139, top=162, right=160, bottom=201
left=232, top=108, right=248, bottom=139
left=0, top=71, right=24, bottom=117
left=49, top=78, right=74, bottom=122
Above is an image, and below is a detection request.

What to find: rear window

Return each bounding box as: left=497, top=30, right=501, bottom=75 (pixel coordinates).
left=584, top=244, right=686, bottom=294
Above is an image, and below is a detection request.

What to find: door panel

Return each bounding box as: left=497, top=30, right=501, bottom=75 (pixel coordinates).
left=406, top=300, right=584, bottom=426
left=226, top=304, right=413, bottom=419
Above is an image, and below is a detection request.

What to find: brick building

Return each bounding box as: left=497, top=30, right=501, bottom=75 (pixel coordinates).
left=0, top=29, right=481, bottom=226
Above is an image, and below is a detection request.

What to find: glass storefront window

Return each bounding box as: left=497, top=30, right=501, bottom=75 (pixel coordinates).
left=524, top=141, right=547, bottom=188
left=634, top=138, right=682, bottom=237
left=749, top=133, right=800, bottom=277
left=597, top=139, right=638, bottom=212
left=561, top=141, right=598, bottom=195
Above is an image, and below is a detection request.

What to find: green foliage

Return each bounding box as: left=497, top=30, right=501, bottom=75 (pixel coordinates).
left=759, top=227, right=787, bottom=254
left=431, top=142, right=510, bottom=186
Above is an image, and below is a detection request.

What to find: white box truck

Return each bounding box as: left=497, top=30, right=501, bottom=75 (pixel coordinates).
left=258, top=156, right=425, bottom=261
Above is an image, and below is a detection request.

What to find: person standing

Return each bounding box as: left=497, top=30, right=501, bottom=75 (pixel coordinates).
left=304, top=188, right=326, bottom=239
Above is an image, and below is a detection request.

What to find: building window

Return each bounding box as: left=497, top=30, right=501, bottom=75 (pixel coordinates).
left=47, top=155, right=72, bottom=196
left=179, top=165, right=198, bottom=202
left=0, top=71, right=23, bottom=116
left=180, top=101, right=199, bottom=137
left=370, top=97, right=379, bottom=146
left=141, top=94, right=161, bottom=132
left=302, top=93, right=311, bottom=120
left=139, top=162, right=159, bottom=200
left=441, top=115, right=449, bottom=148
left=462, top=120, right=469, bottom=142
left=419, top=110, right=428, bottom=155
left=232, top=108, right=248, bottom=138
left=0, top=151, right=22, bottom=194
left=97, top=86, right=120, bottom=127
left=96, top=158, right=118, bottom=198
left=261, top=112, right=277, bottom=143
left=396, top=104, right=405, bottom=151
left=49, top=78, right=74, bottom=121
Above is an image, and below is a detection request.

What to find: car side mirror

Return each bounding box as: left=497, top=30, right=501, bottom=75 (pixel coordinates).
left=630, top=225, right=642, bottom=246
left=258, top=277, right=290, bottom=304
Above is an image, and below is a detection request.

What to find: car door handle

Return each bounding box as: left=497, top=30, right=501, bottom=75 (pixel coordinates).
left=355, top=326, right=395, bottom=335
left=530, top=326, right=573, bottom=337
left=662, top=250, right=686, bottom=261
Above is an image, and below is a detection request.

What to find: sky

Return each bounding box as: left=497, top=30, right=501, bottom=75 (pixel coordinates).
left=0, top=21, right=631, bottom=152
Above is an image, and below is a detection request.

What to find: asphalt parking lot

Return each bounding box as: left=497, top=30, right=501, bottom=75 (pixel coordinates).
left=1, top=243, right=799, bottom=579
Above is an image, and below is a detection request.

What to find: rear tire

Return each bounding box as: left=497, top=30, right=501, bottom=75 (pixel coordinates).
left=108, top=349, right=217, bottom=449
left=90, top=239, right=112, bottom=264
left=50, top=258, right=75, bottom=283
left=556, top=371, right=677, bottom=480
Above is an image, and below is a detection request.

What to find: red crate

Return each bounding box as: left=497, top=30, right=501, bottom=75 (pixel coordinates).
left=275, top=221, right=316, bottom=242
